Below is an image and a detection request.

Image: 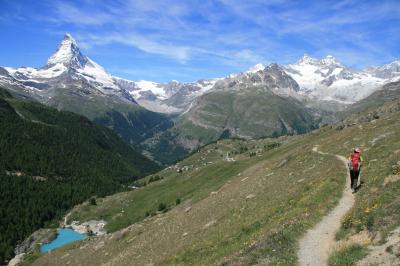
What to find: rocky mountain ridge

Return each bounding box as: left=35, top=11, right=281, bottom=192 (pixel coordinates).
left=2, top=34, right=399, bottom=115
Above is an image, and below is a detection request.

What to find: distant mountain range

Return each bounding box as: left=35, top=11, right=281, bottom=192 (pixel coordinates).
left=113, top=54, right=400, bottom=113
left=1, top=34, right=399, bottom=163
left=113, top=53, right=400, bottom=113
left=3, top=34, right=399, bottom=115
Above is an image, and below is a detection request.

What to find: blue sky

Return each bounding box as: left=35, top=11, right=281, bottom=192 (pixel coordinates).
left=1, top=0, right=400, bottom=82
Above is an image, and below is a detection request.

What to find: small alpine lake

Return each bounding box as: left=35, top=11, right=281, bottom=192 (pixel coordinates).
left=40, top=228, right=86, bottom=253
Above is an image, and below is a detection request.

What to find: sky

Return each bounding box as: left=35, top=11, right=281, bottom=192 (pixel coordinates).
left=0, top=0, right=400, bottom=82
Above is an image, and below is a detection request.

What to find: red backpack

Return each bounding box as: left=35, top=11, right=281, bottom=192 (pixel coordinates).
left=351, top=152, right=361, bottom=171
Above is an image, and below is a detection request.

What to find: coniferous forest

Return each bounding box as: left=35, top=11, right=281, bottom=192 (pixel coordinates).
left=0, top=89, right=159, bottom=263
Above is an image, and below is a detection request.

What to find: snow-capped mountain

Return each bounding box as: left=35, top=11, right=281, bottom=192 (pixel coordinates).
left=113, top=78, right=180, bottom=113
left=1, top=33, right=400, bottom=115
left=366, top=60, right=400, bottom=79
left=1, top=34, right=136, bottom=103
left=283, top=54, right=392, bottom=103
left=116, top=62, right=300, bottom=114
left=130, top=55, right=400, bottom=111
left=0, top=33, right=221, bottom=114
left=213, top=63, right=300, bottom=95
left=114, top=77, right=221, bottom=113
left=46, top=33, right=87, bottom=68
left=0, top=34, right=176, bottom=155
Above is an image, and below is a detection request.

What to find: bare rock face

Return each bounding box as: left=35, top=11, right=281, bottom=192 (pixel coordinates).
left=213, top=63, right=299, bottom=94
left=0, top=67, right=10, bottom=77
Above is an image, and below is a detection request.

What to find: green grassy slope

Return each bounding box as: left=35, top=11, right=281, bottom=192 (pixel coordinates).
left=143, top=88, right=318, bottom=165
left=178, top=89, right=317, bottom=141
left=66, top=139, right=292, bottom=233
left=322, top=99, right=400, bottom=265
left=31, top=127, right=344, bottom=265
left=0, top=89, right=160, bottom=264
left=31, top=97, right=400, bottom=266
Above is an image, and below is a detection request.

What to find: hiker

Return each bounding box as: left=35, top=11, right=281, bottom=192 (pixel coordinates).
left=348, top=148, right=363, bottom=193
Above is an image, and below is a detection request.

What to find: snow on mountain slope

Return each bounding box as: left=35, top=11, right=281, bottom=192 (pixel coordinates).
left=366, top=60, right=400, bottom=79
left=316, top=76, right=386, bottom=104
left=134, top=80, right=167, bottom=99
left=47, top=33, right=87, bottom=68
left=115, top=77, right=221, bottom=113
left=1, top=34, right=133, bottom=103
left=285, top=54, right=349, bottom=92
left=113, top=77, right=180, bottom=113
left=227, top=63, right=266, bottom=79
left=5, top=63, right=67, bottom=80
left=246, top=63, right=266, bottom=74
left=284, top=55, right=388, bottom=103
left=76, top=59, right=118, bottom=90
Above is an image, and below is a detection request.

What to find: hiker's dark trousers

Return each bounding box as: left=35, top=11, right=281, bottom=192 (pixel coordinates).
left=350, top=170, right=359, bottom=189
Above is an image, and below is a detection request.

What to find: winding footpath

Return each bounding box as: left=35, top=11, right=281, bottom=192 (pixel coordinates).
left=298, top=147, right=355, bottom=266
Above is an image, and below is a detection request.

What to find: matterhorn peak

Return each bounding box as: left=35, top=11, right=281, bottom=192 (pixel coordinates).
left=63, top=33, right=76, bottom=44
left=46, top=33, right=87, bottom=68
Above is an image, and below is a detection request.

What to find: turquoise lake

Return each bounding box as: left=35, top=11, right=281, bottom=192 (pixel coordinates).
left=40, top=228, right=86, bottom=253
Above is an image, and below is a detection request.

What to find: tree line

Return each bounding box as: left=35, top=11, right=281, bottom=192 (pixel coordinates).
left=0, top=94, right=159, bottom=263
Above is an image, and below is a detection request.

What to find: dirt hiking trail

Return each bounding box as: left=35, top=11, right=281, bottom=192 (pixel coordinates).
left=298, top=146, right=355, bottom=266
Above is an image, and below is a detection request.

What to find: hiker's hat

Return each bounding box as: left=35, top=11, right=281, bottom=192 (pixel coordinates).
left=354, top=147, right=361, bottom=153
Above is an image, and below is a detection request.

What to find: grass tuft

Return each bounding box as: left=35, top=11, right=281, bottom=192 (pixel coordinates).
left=328, top=245, right=367, bottom=266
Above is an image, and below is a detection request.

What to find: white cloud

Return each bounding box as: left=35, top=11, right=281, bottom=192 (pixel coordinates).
left=233, top=49, right=266, bottom=64
left=53, top=1, right=112, bottom=25
left=38, top=0, right=400, bottom=68
left=80, top=32, right=192, bottom=62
